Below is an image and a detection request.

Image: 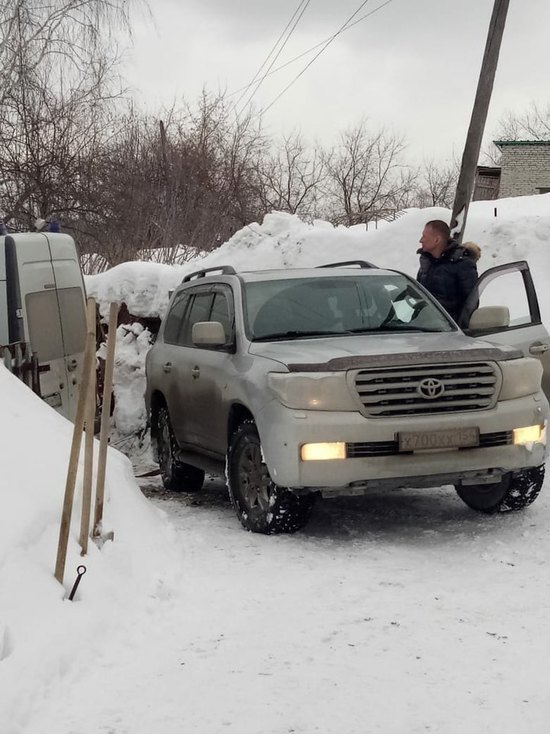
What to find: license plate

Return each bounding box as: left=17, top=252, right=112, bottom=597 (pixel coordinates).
left=398, top=427, right=479, bottom=452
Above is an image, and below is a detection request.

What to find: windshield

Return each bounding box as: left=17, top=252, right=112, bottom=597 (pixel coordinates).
left=244, top=274, right=455, bottom=341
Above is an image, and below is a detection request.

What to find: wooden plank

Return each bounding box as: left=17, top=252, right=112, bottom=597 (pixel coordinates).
left=54, top=297, right=97, bottom=585
left=93, top=302, right=119, bottom=537
left=79, top=337, right=96, bottom=556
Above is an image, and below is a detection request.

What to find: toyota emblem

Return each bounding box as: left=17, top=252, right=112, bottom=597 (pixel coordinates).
left=417, top=377, right=445, bottom=399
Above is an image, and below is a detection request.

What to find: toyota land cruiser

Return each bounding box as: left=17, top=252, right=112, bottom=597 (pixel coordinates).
left=145, top=260, right=549, bottom=534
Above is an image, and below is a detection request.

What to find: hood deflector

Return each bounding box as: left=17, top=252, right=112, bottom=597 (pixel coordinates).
left=286, top=346, right=522, bottom=373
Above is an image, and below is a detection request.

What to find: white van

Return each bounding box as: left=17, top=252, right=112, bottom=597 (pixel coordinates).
left=0, top=231, right=87, bottom=421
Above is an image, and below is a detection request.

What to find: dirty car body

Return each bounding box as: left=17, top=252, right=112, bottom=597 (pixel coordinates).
left=145, top=262, right=549, bottom=533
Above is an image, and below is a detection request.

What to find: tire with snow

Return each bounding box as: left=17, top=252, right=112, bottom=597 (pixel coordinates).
left=455, top=464, right=545, bottom=513
left=156, top=405, right=204, bottom=492
left=227, top=421, right=315, bottom=534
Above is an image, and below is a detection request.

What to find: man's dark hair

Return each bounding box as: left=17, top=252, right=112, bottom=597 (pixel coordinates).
left=425, top=220, right=451, bottom=242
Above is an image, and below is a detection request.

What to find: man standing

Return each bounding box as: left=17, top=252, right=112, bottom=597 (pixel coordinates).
left=417, top=219, right=480, bottom=324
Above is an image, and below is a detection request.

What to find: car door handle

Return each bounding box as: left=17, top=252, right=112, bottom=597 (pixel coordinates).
left=191, top=366, right=200, bottom=379
left=162, top=362, right=173, bottom=373
left=529, top=342, right=549, bottom=356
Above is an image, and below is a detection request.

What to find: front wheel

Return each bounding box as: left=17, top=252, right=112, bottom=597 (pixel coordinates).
left=227, top=421, right=315, bottom=534
left=156, top=405, right=205, bottom=492
left=455, top=464, right=545, bottom=513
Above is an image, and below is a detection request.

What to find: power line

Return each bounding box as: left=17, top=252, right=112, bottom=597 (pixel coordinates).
left=229, top=0, right=311, bottom=116
left=231, top=0, right=394, bottom=116
left=262, top=0, right=375, bottom=115
left=229, top=0, right=394, bottom=100
left=235, top=0, right=312, bottom=118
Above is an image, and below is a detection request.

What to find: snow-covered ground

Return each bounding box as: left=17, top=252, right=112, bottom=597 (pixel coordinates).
left=2, top=196, right=550, bottom=733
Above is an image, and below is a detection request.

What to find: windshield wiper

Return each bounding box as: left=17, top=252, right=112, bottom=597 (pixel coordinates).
left=348, top=325, right=446, bottom=334
left=253, top=329, right=349, bottom=341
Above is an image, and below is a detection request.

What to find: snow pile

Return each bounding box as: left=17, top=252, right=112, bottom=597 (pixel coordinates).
left=105, top=322, right=154, bottom=468
left=0, top=366, right=177, bottom=732
left=86, top=195, right=550, bottom=324
left=85, top=195, right=550, bottom=458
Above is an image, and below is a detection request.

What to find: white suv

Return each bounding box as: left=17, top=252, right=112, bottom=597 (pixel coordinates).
left=145, top=260, right=549, bottom=534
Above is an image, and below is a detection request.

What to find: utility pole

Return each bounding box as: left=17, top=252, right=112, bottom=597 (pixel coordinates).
left=451, top=0, right=510, bottom=243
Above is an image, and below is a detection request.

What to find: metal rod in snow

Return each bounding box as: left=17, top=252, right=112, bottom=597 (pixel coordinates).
left=450, top=0, right=510, bottom=243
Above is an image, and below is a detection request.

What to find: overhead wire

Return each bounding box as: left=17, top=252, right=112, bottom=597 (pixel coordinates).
left=260, top=0, right=395, bottom=116
left=261, top=0, right=373, bottom=115
left=235, top=0, right=312, bottom=118
left=229, top=0, right=311, bottom=117
left=229, top=0, right=395, bottom=99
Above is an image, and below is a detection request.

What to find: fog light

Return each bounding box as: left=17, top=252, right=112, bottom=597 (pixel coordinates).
left=300, top=442, right=346, bottom=461
left=513, top=424, right=545, bottom=445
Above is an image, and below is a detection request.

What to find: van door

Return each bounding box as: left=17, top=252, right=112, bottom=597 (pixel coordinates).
left=13, top=233, right=87, bottom=421
left=461, top=260, right=550, bottom=399
left=0, top=238, right=9, bottom=345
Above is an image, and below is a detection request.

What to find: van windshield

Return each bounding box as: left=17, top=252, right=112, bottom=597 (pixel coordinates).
left=244, top=274, right=455, bottom=341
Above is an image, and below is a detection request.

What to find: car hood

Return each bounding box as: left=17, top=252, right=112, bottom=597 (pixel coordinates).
left=247, top=332, right=522, bottom=372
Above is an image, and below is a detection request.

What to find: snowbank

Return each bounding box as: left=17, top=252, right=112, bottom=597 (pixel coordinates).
left=0, top=367, right=177, bottom=732
left=86, top=195, right=550, bottom=325
left=85, top=195, right=550, bottom=451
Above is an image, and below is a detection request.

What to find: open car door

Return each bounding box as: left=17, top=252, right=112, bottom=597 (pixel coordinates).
left=460, top=260, right=550, bottom=400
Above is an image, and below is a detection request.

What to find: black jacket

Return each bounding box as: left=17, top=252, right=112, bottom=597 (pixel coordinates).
left=416, top=240, right=479, bottom=323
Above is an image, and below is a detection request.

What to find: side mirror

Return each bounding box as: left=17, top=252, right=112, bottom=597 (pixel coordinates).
left=468, top=306, right=510, bottom=332
left=192, top=321, right=226, bottom=346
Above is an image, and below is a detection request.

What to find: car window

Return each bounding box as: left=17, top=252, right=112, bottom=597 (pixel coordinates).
left=180, top=292, right=214, bottom=346
left=163, top=291, right=190, bottom=344
left=210, top=291, right=233, bottom=342
left=245, top=275, right=455, bottom=340
left=475, top=270, right=533, bottom=326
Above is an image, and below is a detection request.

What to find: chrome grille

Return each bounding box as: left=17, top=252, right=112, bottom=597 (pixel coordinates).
left=354, top=362, right=499, bottom=417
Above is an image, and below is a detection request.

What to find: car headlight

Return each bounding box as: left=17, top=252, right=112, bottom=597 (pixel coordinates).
left=499, top=358, right=543, bottom=400
left=267, top=372, right=357, bottom=411
left=300, top=442, right=347, bottom=461
left=513, top=423, right=546, bottom=446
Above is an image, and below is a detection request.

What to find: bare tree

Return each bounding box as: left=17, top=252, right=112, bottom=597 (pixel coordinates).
left=0, top=0, right=140, bottom=230
left=322, top=120, right=410, bottom=226
left=257, top=133, right=326, bottom=218
left=0, top=0, right=135, bottom=103
left=496, top=102, right=550, bottom=140
left=0, top=57, right=119, bottom=229
left=75, top=92, right=269, bottom=269
left=413, top=158, right=459, bottom=208
left=485, top=101, right=550, bottom=164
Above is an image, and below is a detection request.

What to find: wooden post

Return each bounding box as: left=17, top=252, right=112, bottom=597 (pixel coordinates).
left=54, top=297, right=97, bottom=585
left=93, top=302, right=119, bottom=537
left=450, top=0, right=510, bottom=242
left=79, top=337, right=96, bottom=556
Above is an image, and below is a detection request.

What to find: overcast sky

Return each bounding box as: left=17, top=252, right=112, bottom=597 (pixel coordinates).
left=123, top=0, right=550, bottom=163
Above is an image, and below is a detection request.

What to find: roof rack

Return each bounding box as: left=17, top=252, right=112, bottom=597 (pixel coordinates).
left=182, top=265, right=237, bottom=283
left=317, top=260, right=378, bottom=269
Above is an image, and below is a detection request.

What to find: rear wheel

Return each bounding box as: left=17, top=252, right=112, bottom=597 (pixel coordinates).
left=455, top=465, right=545, bottom=513
left=227, top=421, right=315, bottom=534
left=156, top=405, right=204, bottom=492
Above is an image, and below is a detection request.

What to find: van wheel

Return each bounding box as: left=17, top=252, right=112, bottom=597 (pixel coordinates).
left=156, top=406, right=204, bottom=492
left=455, top=465, right=545, bottom=513
left=227, top=421, right=315, bottom=534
